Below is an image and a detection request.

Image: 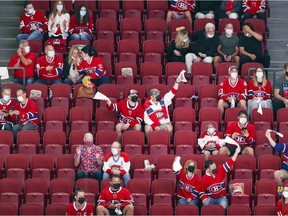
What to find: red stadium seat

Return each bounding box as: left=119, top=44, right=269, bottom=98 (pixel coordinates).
left=93, top=39, right=115, bottom=56
left=50, top=178, right=73, bottom=204
left=254, top=205, right=276, bottom=215
left=44, top=107, right=66, bottom=131
left=122, top=131, right=145, bottom=148
left=145, top=18, right=166, bottom=40
left=50, top=84, right=71, bottom=98
left=227, top=205, right=251, bottom=215
left=201, top=204, right=225, bottom=215
left=175, top=205, right=199, bottom=215
left=26, top=83, right=48, bottom=99
left=46, top=203, right=67, bottom=215
left=218, top=18, right=241, bottom=35
left=98, top=0, right=120, bottom=12
left=68, top=40, right=90, bottom=50
left=28, top=40, right=43, bottom=55
left=148, top=131, right=170, bottom=147
left=43, top=130, right=66, bottom=151
left=169, top=19, right=191, bottom=36
left=173, top=107, right=196, bottom=131
left=99, top=9, right=117, bottom=19
left=147, top=0, right=168, bottom=18
left=182, top=154, right=205, bottom=171
left=258, top=155, right=281, bottom=179
left=95, top=107, right=118, bottom=131
left=96, top=130, right=118, bottom=146
left=151, top=179, right=174, bottom=205
left=241, top=62, right=263, bottom=80
left=31, top=154, right=54, bottom=181
left=233, top=155, right=256, bottom=182
left=0, top=130, right=14, bottom=149
left=208, top=155, right=229, bottom=167
left=127, top=179, right=150, bottom=195
left=20, top=204, right=43, bottom=215
left=194, top=18, right=215, bottom=33
left=122, top=84, right=146, bottom=100
left=255, top=179, right=278, bottom=206
left=174, top=131, right=197, bottom=153
left=122, top=0, right=144, bottom=12
left=244, top=19, right=266, bottom=36
left=150, top=204, right=173, bottom=215
left=0, top=203, right=18, bottom=215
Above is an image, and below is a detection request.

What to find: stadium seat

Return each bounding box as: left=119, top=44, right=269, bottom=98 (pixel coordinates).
left=43, top=130, right=66, bottom=152
left=145, top=18, right=166, bottom=40
left=173, top=107, right=196, bottom=132
left=46, top=203, right=67, bottom=215
left=20, top=204, right=43, bottom=215
left=165, top=62, right=187, bottom=83
left=241, top=62, right=263, bottom=80
left=244, top=19, right=266, bottom=36
left=149, top=145, right=169, bottom=162
left=132, top=154, right=155, bottom=171
left=233, top=155, right=256, bottom=182
left=201, top=204, right=225, bottom=215
left=6, top=154, right=29, bottom=174
left=50, top=84, right=71, bottom=99
left=224, top=107, right=242, bottom=126
left=68, top=40, right=90, bottom=50
left=99, top=9, right=117, bottom=19
left=17, top=130, right=40, bottom=149
left=169, top=19, right=191, bottom=37
left=227, top=205, right=251, bottom=215
left=255, top=179, right=278, bottom=206
left=193, top=18, right=215, bottom=33
left=218, top=18, right=241, bottom=35
left=198, top=84, right=219, bottom=109
left=229, top=179, right=252, bottom=206
left=115, top=62, right=137, bottom=85
left=0, top=178, right=22, bottom=194
left=174, top=131, right=197, bottom=153
left=0, top=203, right=18, bottom=215
left=146, top=0, right=168, bottom=18
left=251, top=108, right=274, bottom=129
left=75, top=178, right=98, bottom=207
left=148, top=131, right=170, bottom=147
left=93, top=39, right=115, bottom=57
left=0, top=130, right=13, bottom=150
left=175, top=204, right=199, bottom=215
left=122, top=0, right=144, bottom=12
left=26, top=83, right=48, bottom=99
left=96, top=130, right=118, bottom=146
left=182, top=154, right=205, bottom=172
left=31, top=154, right=54, bottom=181
left=50, top=178, right=73, bottom=204
left=258, top=155, right=281, bottom=179
left=208, top=155, right=229, bottom=167
left=28, top=40, right=43, bottom=55
left=140, top=62, right=162, bottom=84
left=120, top=19, right=142, bottom=36
left=122, top=131, right=145, bottom=148
left=150, top=204, right=173, bottom=215
left=95, top=107, right=118, bottom=131
left=44, top=107, right=66, bottom=131
left=277, top=108, right=288, bottom=132
left=254, top=205, right=276, bottom=215
left=56, top=154, right=75, bottom=170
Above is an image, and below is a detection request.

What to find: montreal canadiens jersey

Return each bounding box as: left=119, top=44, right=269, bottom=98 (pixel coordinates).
left=77, top=56, right=106, bottom=80
left=66, top=202, right=94, bottom=216
left=248, top=79, right=271, bottom=100
left=218, top=77, right=247, bottom=101
left=35, top=55, right=63, bottom=80
left=169, top=0, right=195, bottom=13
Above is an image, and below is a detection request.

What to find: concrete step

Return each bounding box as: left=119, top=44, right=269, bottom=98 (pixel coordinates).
left=0, top=49, right=16, bottom=61
left=0, top=60, right=10, bottom=67
left=0, top=6, right=24, bottom=17
left=269, top=28, right=288, bottom=39
left=270, top=61, right=287, bottom=68
left=269, top=7, right=288, bottom=18
left=268, top=1, right=288, bottom=8
left=0, top=1, right=25, bottom=7
left=0, top=27, right=20, bottom=38
left=0, top=17, right=19, bottom=28
left=268, top=18, right=288, bottom=28
left=267, top=39, right=288, bottom=50
left=269, top=50, right=288, bottom=61
left=0, top=38, right=18, bottom=49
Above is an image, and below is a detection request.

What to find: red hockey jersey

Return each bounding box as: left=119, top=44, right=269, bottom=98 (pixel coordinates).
left=35, top=55, right=63, bottom=80
left=225, top=121, right=256, bottom=146
left=248, top=79, right=271, bottom=100
left=66, top=201, right=94, bottom=216
left=98, top=187, right=134, bottom=208
left=69, top=15, right=94, bottom=35
left=107, top=100, right=144, bottom=128
left=103, top=152, right=130, bottom=176
left=276, top=199, right=288, bottom=216
left=77, top=56, right=106, bottom=80
left=19, top=10, right=48, bottom=34
left=218, top=77, right=247, bottom=101
left=169, top=0, right=195, bottom=13
left=8, top=52, right=36, bottom=78
left=199, top=131, right=223, bottom=151
left=174, top=169, right=201, bottom=200
left=0, top=99, right=16, bottom=124
left=242, top=0, right=266, bottom=15
left=199, top=159, right=234, bottom=200
left=14, top=99, right=39, bottom=126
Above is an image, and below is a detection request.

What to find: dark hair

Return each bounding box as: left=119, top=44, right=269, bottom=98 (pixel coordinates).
left=17, top=87, right=26, bottom=94
left=205, top=160, right=214, bottom=169
left=284, top=63, right=288, bottom=70
left=238, top=110, right=248, bottom=117
left=81, top=44, right=98, bottom=57
left=75, top=4, right=89, bottom=25
left=243, top=22, right=254, bottom=31
left=74, top=187, right=84, bottom=197
left=111, top=174, right=121, bottom=181
left=24, top=1, right=33, bottom=8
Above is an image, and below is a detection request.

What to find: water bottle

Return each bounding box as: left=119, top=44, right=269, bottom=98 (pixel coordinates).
left=231, top=98, right=235, bottom=108
left=49, top=89, right=53, bottom=99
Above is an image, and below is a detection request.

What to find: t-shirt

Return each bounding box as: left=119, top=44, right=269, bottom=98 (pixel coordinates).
left=239, top=35, right=262, bottom=57
left=219, top=35, right=239, bottom=56
left=274, top=75, right=288, bottom=98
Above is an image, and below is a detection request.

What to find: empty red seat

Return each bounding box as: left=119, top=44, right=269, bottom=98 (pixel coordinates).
left=46, top=203, right=67, bottom=215
left=201, top=204, right=225, bottom=215
left=20, top=204, right=43, bottom=215
left=0, top=203, right=18, bottom=215
left=150, top=204, right=173, bottom=215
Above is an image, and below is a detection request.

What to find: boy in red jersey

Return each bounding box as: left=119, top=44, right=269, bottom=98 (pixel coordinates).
left=0, top=87, right=16, bottom=131
left=242, top=0, right=266, bottom=21
left=66, top=188, right=94, bottom=216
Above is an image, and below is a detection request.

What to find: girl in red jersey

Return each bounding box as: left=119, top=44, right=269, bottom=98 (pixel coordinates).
left=277, top=185, right=288, bottom=215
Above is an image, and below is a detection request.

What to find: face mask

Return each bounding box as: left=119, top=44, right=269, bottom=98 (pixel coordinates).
left=47, top=50, right=55, bottom=58
left=78, top=197, right=85, bottom=204
left=155, top=95, right=161, bottom=102
left=182, top=38, right=188, bottom=43
left=239, top=117, right=247, bottom=125
left=24, top=46, right=30, bottom=53
left=283, top=191, right=288, bottom=198
left=212, top=168, right=217, bottom=174
left=187, top=166, right=195, bottom=173
left=56, top=5, right=63, bottom=11
left=231, top=72, right=238, bottom=79
left=27, top=8, right=34, bottom=15
left=285, top=72, right=288, bottom=77
left=3, top=95, right=10, bottom=102
left=113, top=183, right=121, bottom=190
left=111, top=148, right=119, bottom=156
left=245, top=33, right=250, bottom=37
left=256, top=72, right=264, bottom=79
left=207, top=128, right=215, bottom=134
left=17, top=96, right=24, bottom=102
left=207, top=34, right=214, bottom=38
left=85, top=141, right=93, bottom=147
left=84, top=55, right=90, bottom=61
left=130, top=96, right=138, bottom=103
left=225, top=29, right=233, bottom=36
left=80, top=10, right=86, bottom=16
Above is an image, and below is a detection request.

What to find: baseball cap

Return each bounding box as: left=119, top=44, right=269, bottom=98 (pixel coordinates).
left=150, top=88, right=160, bottom=96
left=128, top=89, right=138, bottom=95
left=228, top=66, right=238, bottom=71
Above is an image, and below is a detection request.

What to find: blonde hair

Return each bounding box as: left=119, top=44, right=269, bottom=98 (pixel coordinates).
left=252, top=67, right=267, bottom=87
left=68, top=46, right=79, bottom=64
left=175, top=26, right=189, bottom=49
left=184, top=159, right=197, bottom=174
left=49, top=0, right=68, bottom=19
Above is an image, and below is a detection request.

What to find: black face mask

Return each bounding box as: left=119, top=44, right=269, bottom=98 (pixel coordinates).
left=187, top=166, right=195, bottom=173
left=212, top=168, right=217, bottom=174
left=113, top=183, right=121, bottom=190
left=156, top=95, right=161, bottom=102
left=130, top=96, right=138, bottom=103
left=78, top=197, right=85, bottom=204
left=286, top=72, right=288, bottom=77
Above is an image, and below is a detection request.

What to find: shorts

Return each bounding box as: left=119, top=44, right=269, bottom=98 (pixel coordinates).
left=280, top=169, right=288, bottom=180
left=159, top=123, right=172, bottom=131
left=226, top=145, right=247, bottom=156
left=203, top=149, right=218, bottom=155
left=172, top=11, right=186, bottom=19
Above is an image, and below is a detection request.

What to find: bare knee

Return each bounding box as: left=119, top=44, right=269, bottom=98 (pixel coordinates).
left=203, top=151, right=211, bottom=160
left=97, top=206, right=108, bottom=216
left=166, top=124, right=173, bottom=134
left=123, top=205, right=134, bottom=215
left=243, top=147, right=254, bottom=156
left=133, top=124, right=142, bottom=131
left=212, top=150, right=219, bottom=155
left=274, top=170, right=283, bottom=179
left=219, top=147, right=229, bottom=155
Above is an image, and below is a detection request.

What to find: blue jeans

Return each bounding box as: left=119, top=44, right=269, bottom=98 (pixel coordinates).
left=103, top=172, right=131, bottom=187
left=0, top=122, right=13, bottom=131
left=76, top=170, right=102, bottom=183
left=91, top=75, right=110, bottom=87
left=16, top=30, right=43, bottom=43
left=202, top=196, right=228, bottom=209
left=35, top=79, right=62, bottom=85
left=63, top=77, right=83, bottom=85
left=11, top=77, right=36, bottom=86
left=178, top=198, right=199, bottom=206
left=69, top=33, right=92, bottom=41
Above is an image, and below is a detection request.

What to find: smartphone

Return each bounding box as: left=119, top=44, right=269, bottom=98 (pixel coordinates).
left=10, top=106, right=14, bottom=111
left=241, top=127, right=246, bottom=132
left=2, top=110, right=8, bottom=113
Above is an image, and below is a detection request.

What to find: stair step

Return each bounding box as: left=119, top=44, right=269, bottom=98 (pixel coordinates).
left=269, top=50, right=288, bottom=61
left=0, top=38, right=18, bottom=49
left=0, top=49, right=16, bottom=61
left=268, top=18, right=288, bottom=28
left=270, top=61, right=287, bottom=68
left=268, top=1, right=288, bottom=8
left=0, top=6, right=24, bottom=17
left=0, top=17, right=19, bottom=27
left=0, top=1, right=24, bottom=7
left=0, top=60, right=10, bottom=67
left=267, top=39, right=288, bottom=50
left=269, top=7, right=288, bottom=18
left=269, top=28, right=288, bottom=39
left=0, top=27, right=20, bottom=38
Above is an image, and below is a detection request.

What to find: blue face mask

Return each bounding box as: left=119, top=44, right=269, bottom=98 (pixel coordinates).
left=27, top=8, right=34, bottom=15
left=80, top=10, right=86, bottom=16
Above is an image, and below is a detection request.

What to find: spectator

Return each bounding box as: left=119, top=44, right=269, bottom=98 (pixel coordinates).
left=242, top=0, right=266, bottom=22
left=144, top=75, right=183, bottom=135
left=172, top=157, right=200, bottom=205
left=199, top=145, right=241, bottom=209
left=214, top=23, right=240, bottom=69
left=186, top=23, right=219, bottom=68
left=219, top=110, right=256, bottom=156
left=107, top=89, right=144, bottom=141
left=69, top=4, right=93, bottom=41
left=198, top=122, right=223, bottom=160
left=195, top=0, right=218, bottom=19
left=16, top=1, right=48, bottom=43
left=166, top=0, right=194, bottom=27
left=76, top=44, right=110, bottom=87
left=8, top=40, right=36, bottom=85
left=273, top=63, right=288, bottom=119
left=62, top=46, right=83, bottom=85
left=0, top=87, right=16, bottom=131
left=97, top=175, right=134, bottom=215
left=35, top=45, right=63, bottom=85
left=66, top=188, right=94, bottom=216
left=102, top=142, right=131, bottom=186
left=217, top=0, right=241, bottom=19
left=74, top=132, right=104, bottom=183
left=48, top=0, right=70, bottom=40
left=166, top=27, right=195, bottom=74
left=265, top=130, right=288, bottom=192
left=277, top=185, right=288, bottom=215
left=77, top=75, right=96, bottom=99
left=217, top=66, right=247, bottom=118
left=239, top=22, right=270, bottom=70
left=248, top=67, right=272, bottom=116
left=11, top=88, right=38, bottom=142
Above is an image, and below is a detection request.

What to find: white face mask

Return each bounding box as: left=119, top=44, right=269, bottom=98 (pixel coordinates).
left=245, top=33, right=250, bottom=37
left=17, top=96, right=24, bottom=102
left=239, top=117, right=247, bottom=125
left=207, top=128, right=215, bottom=134
left=24, top=46, right=30, bottom=54
left=27, top=8, right=34, bottom=15
left=256, top=72, right=264, bottom=79
left=182, top=38, right=188, bottom=43
left=111, top=148, right=119, bottom=156
left=80, top=10, right=86, bottom=16
left=47, top=50, right=55, bottom=58
left=283, top=191, right=288, bottom=198
left=56, top=5, right=63, bottom=11
left=207, top=34, right=214, bottom=38
left=225, top=29, right=233, bottom=36
left=231, top=72, right=238, bottom=79
left=3, top=95, right=10, bottom=102
left=84, top=55, right=90, bottom=61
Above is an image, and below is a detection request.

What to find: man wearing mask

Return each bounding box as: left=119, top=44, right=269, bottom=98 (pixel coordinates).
left=102, top=142, right=131, bottom=186
left=74, top=132, right=104, bottom=183
left=239, top=22, right=270, bottom=71
left=219, top=110, right=256, bottom=156
left=200, top=145, right=241, bottom=209
left=217, top=66, right=247, bottom=118
left=214, top=23, right=240, bottom=69
left=17, top=1, right=48, bottom=43
left=35, top=45, right=63, bottom=85
left=8, top=40, right=36, bottom=85
left=107, top=89, right=144, bottom=141
left=66, top=188, right=94, bottom=215
left=10, top=88, right=38, bottom=142
left=97, top=175, right=134, bottom=216
left=0, top=87, right=16, bottom=131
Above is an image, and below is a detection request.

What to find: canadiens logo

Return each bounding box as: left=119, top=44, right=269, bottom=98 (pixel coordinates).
left=155, top=111, right=164, bottom=118
left=207, top=182, right=224, bottom=194
left=176, top=1, right=188, bottom=9
left=235, top=136, right=246, bottom=142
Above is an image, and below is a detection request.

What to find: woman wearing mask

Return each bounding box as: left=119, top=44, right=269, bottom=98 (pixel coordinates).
left=277, top=185, right=288, bottom=215
left=63, top=46, right=83, bottom=85
left=76, top=44, right=110, bottom=86
left=247, top=67, right=272, bottom=116
left=172, top=157, right=201, bottom=206
left=69, top=4, right=93, bottom=40
left=48, top=0, right=70, bottom=39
